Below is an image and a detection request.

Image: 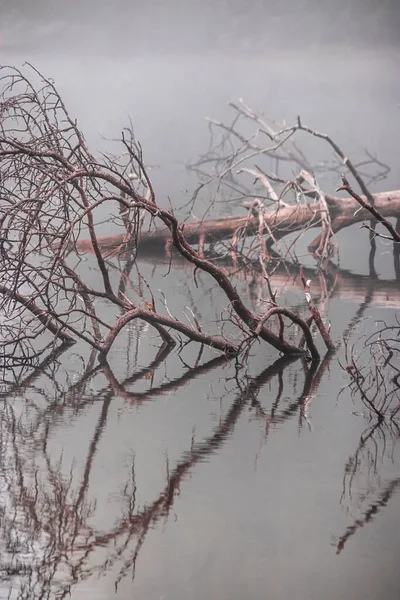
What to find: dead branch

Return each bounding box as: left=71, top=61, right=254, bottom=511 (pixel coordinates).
left=186, top=100, right=397, bottom=260
left=0, top=65, right=323, bottom=365
left=300, top=269, right=335, bottom=352
left=337, top=174, right=400, bottom=243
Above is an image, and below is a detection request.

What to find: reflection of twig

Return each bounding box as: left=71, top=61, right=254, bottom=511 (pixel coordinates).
left=102, top=352, right=230, bottom=404
left=0, top=341, right=72, bottom=399
left=70, top=356, right=301, bottom=588
left=251, top=354, right=332, bottom=437
left=337, top=414, right=400, bottom=558
left=336, top=476, right=400, bottom=555
left=342, top=319, right=400, bottom=422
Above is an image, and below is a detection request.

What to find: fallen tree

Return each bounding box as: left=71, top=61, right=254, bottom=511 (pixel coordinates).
left=0, top=65, right=398, bottom=371
left=73, top=187, right=400, bottom=256
left=0, top=65, right=334, bottom=365
left=0, top=68, right=399, bottom=594
left=71, top=101, right=400, bottom=259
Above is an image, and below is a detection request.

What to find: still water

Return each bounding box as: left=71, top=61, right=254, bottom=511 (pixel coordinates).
left=1, top=1, right=400, bottom=598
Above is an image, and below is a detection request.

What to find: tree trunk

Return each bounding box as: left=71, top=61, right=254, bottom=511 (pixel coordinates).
left=73, top=190, right=400, bottom=255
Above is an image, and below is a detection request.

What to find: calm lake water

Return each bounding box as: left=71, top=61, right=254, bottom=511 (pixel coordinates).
left=1, top=1, right=400, bottom=599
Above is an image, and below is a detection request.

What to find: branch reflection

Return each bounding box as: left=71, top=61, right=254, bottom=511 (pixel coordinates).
left=336, top=420, right=400, bottom=555
left=0, top=323, right=398, bottom=597
left=0, top=349, right=333, bottom=598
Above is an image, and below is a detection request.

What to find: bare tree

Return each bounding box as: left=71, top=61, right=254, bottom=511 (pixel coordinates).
left=0, top=67, right=399, bottom=598
left=0, top=65, right=335, bottom=366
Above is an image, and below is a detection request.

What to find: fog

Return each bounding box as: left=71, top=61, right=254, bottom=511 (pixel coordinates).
left=2, top=0, right=399, bottom=206
left=2, top=0, right=400, bottom=54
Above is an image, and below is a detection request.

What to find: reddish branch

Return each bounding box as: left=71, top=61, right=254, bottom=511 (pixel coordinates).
left=255, top=306, right=319, bottom=360
left=337, top=175, right=400, bottom=243
left=98, top=307, right=238, bottom=362
left=4, top=66, right=396, bottom=366
left=0, top=284, right=74, bottom=344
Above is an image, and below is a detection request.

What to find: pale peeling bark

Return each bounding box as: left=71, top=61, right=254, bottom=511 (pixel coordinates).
left=74, top=190, right=400, bottom=256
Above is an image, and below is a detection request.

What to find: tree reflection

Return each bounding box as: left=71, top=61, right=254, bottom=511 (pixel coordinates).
left=0, top=257, right=399, bottom=596
left=336, top=419, right=400, bottom=555
left=0, top=346, right=335, bottom=598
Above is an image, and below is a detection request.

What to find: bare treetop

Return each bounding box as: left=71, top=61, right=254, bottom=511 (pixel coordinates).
left=1, top=65, right=399, bottom=385
left=1, top=65, right=346, bottom=367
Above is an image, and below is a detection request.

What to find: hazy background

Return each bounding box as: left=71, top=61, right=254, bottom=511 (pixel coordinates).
left=2, top=0, right=400, bottom=54
left=2, top=0, right=399, bottom=203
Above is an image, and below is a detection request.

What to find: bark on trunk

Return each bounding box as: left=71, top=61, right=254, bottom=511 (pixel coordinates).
left=73, top=190, right=400, bottom=255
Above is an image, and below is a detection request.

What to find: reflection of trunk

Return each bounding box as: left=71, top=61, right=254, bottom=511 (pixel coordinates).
left=134, top=255, right=400, bottom=309
left=74, top=190, right=400, bottom=255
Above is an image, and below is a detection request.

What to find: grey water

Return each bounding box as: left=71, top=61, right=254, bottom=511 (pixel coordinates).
left=1, top=1, right=400, bottom=598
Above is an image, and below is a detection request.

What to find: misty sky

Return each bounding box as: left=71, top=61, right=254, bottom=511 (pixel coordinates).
left=2, top=0, right=400, bottom=55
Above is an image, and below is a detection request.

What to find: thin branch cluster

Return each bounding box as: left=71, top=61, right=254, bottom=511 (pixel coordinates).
left=0, top=66, right=336, bottom=365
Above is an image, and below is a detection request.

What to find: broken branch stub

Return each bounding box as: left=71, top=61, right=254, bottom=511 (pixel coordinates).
left=300, top=269, right=335, bottom=353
